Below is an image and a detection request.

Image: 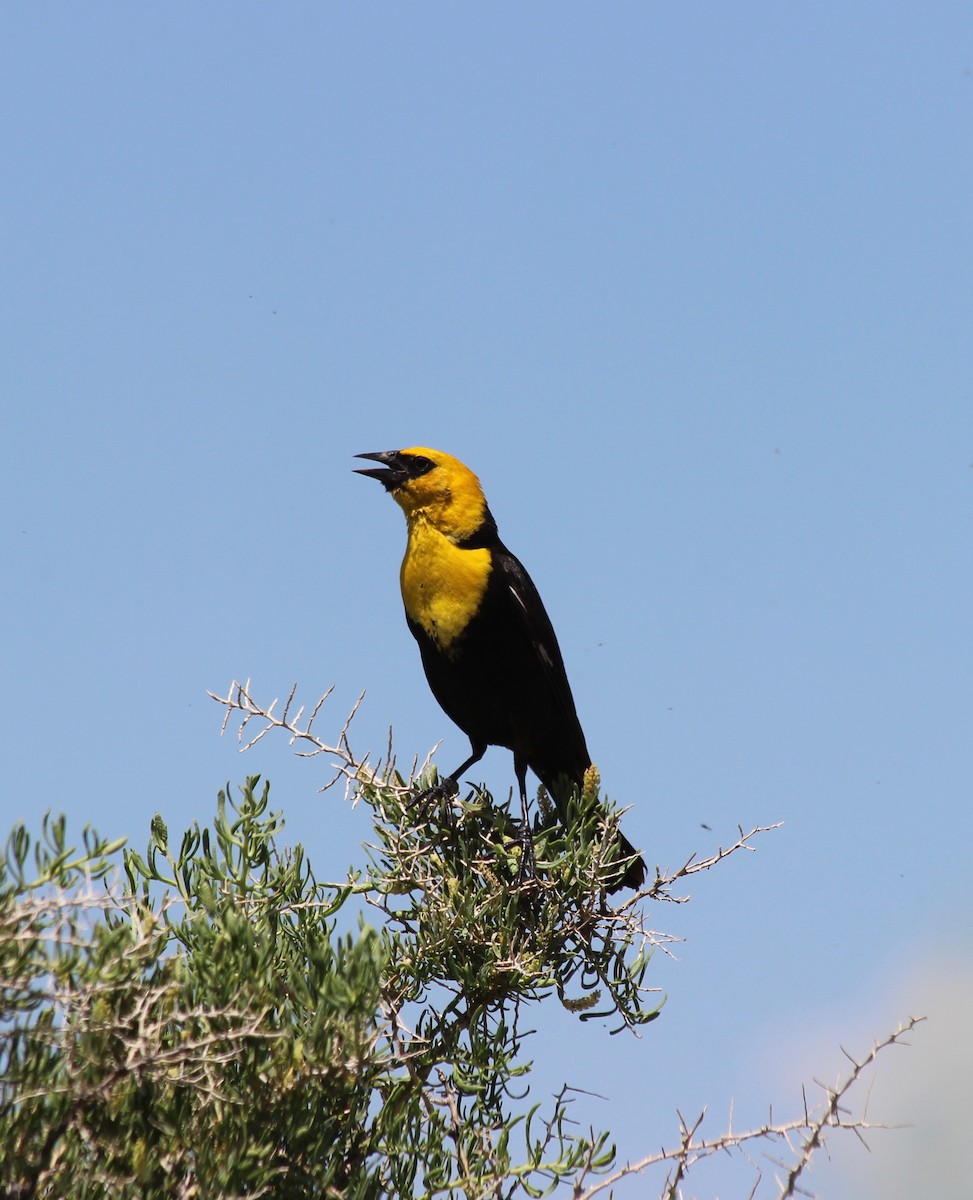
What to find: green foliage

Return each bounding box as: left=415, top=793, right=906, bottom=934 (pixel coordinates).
left=1, top=774, right=658, bottom=1199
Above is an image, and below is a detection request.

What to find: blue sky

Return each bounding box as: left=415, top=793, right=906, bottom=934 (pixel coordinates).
left=3, top=4, right=970, bottom=1194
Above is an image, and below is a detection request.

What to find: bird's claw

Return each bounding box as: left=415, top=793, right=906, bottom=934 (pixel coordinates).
left=513, top=821, right=538, bottom=888
left=412, top=778, right=458, bottom=805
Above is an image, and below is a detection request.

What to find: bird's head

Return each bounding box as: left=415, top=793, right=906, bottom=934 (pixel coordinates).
left=355, top=447, right=492, bottom=542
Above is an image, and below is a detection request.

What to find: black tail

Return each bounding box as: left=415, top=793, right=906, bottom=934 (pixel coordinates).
left=537, top=764, right=646, bottom=893
left=613, top=829, right=646, bottom=893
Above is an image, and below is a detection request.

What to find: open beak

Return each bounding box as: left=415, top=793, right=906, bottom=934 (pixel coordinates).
left=354, top=450, right=405, bottom=490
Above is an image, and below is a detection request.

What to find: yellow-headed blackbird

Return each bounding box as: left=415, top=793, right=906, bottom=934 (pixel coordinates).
left=355, top=446, right=646, bottom=892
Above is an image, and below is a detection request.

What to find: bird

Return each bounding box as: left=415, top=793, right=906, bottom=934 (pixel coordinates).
left=355, top=446, right=646, bottom=892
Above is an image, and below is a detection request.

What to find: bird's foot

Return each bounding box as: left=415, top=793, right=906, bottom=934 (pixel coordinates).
left=411, top=778, right=459, bottom=828
left=513, top=821, right=538, bottom=888
left=413, top=779, right=457, bottom=802
left=412, top=774, right=460, bottom=804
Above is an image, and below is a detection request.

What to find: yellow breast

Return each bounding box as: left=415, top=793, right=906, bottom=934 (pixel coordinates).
left=400, top=518, right=492, bottom=653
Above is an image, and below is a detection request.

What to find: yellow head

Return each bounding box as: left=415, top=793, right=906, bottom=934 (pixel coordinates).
left=355, top=447, right=492, bottom=543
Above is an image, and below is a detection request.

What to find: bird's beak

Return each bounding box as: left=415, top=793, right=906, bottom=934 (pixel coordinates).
left=354, top=450, right=405, bottom=491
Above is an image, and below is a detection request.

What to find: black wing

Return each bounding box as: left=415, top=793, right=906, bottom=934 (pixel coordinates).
left=485, top=543, right=592, bottom=790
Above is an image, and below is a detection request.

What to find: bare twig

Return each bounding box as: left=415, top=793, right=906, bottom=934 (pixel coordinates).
left=572, top=1016, right=924, bottom=1200
left=636, top=823, right=784, bottom=908
left=208, top=678, right=415, bottom=801
left=774, top=1017, right=923, bottom=1199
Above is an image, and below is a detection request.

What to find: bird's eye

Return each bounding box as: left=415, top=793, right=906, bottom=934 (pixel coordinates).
left=405, top=455, right=436, bottom=477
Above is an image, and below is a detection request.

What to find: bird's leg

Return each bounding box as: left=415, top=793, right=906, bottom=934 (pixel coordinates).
left=513, top=758, right=537, bottom=886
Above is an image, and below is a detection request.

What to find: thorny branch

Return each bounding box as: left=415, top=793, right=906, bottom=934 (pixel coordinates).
left=209, top=678, right=425, bottom=801
left=2, top=884, right=285, bottom=1107
left=573, top=1016, right=924, bottom=1200
left=773, top=1016, right=922, bottom=1198
left=203, top=683, right=922, bottom=1197
left=209, top=681, right=778, bottom=908
left=637, top=822, right=784, bottom=908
